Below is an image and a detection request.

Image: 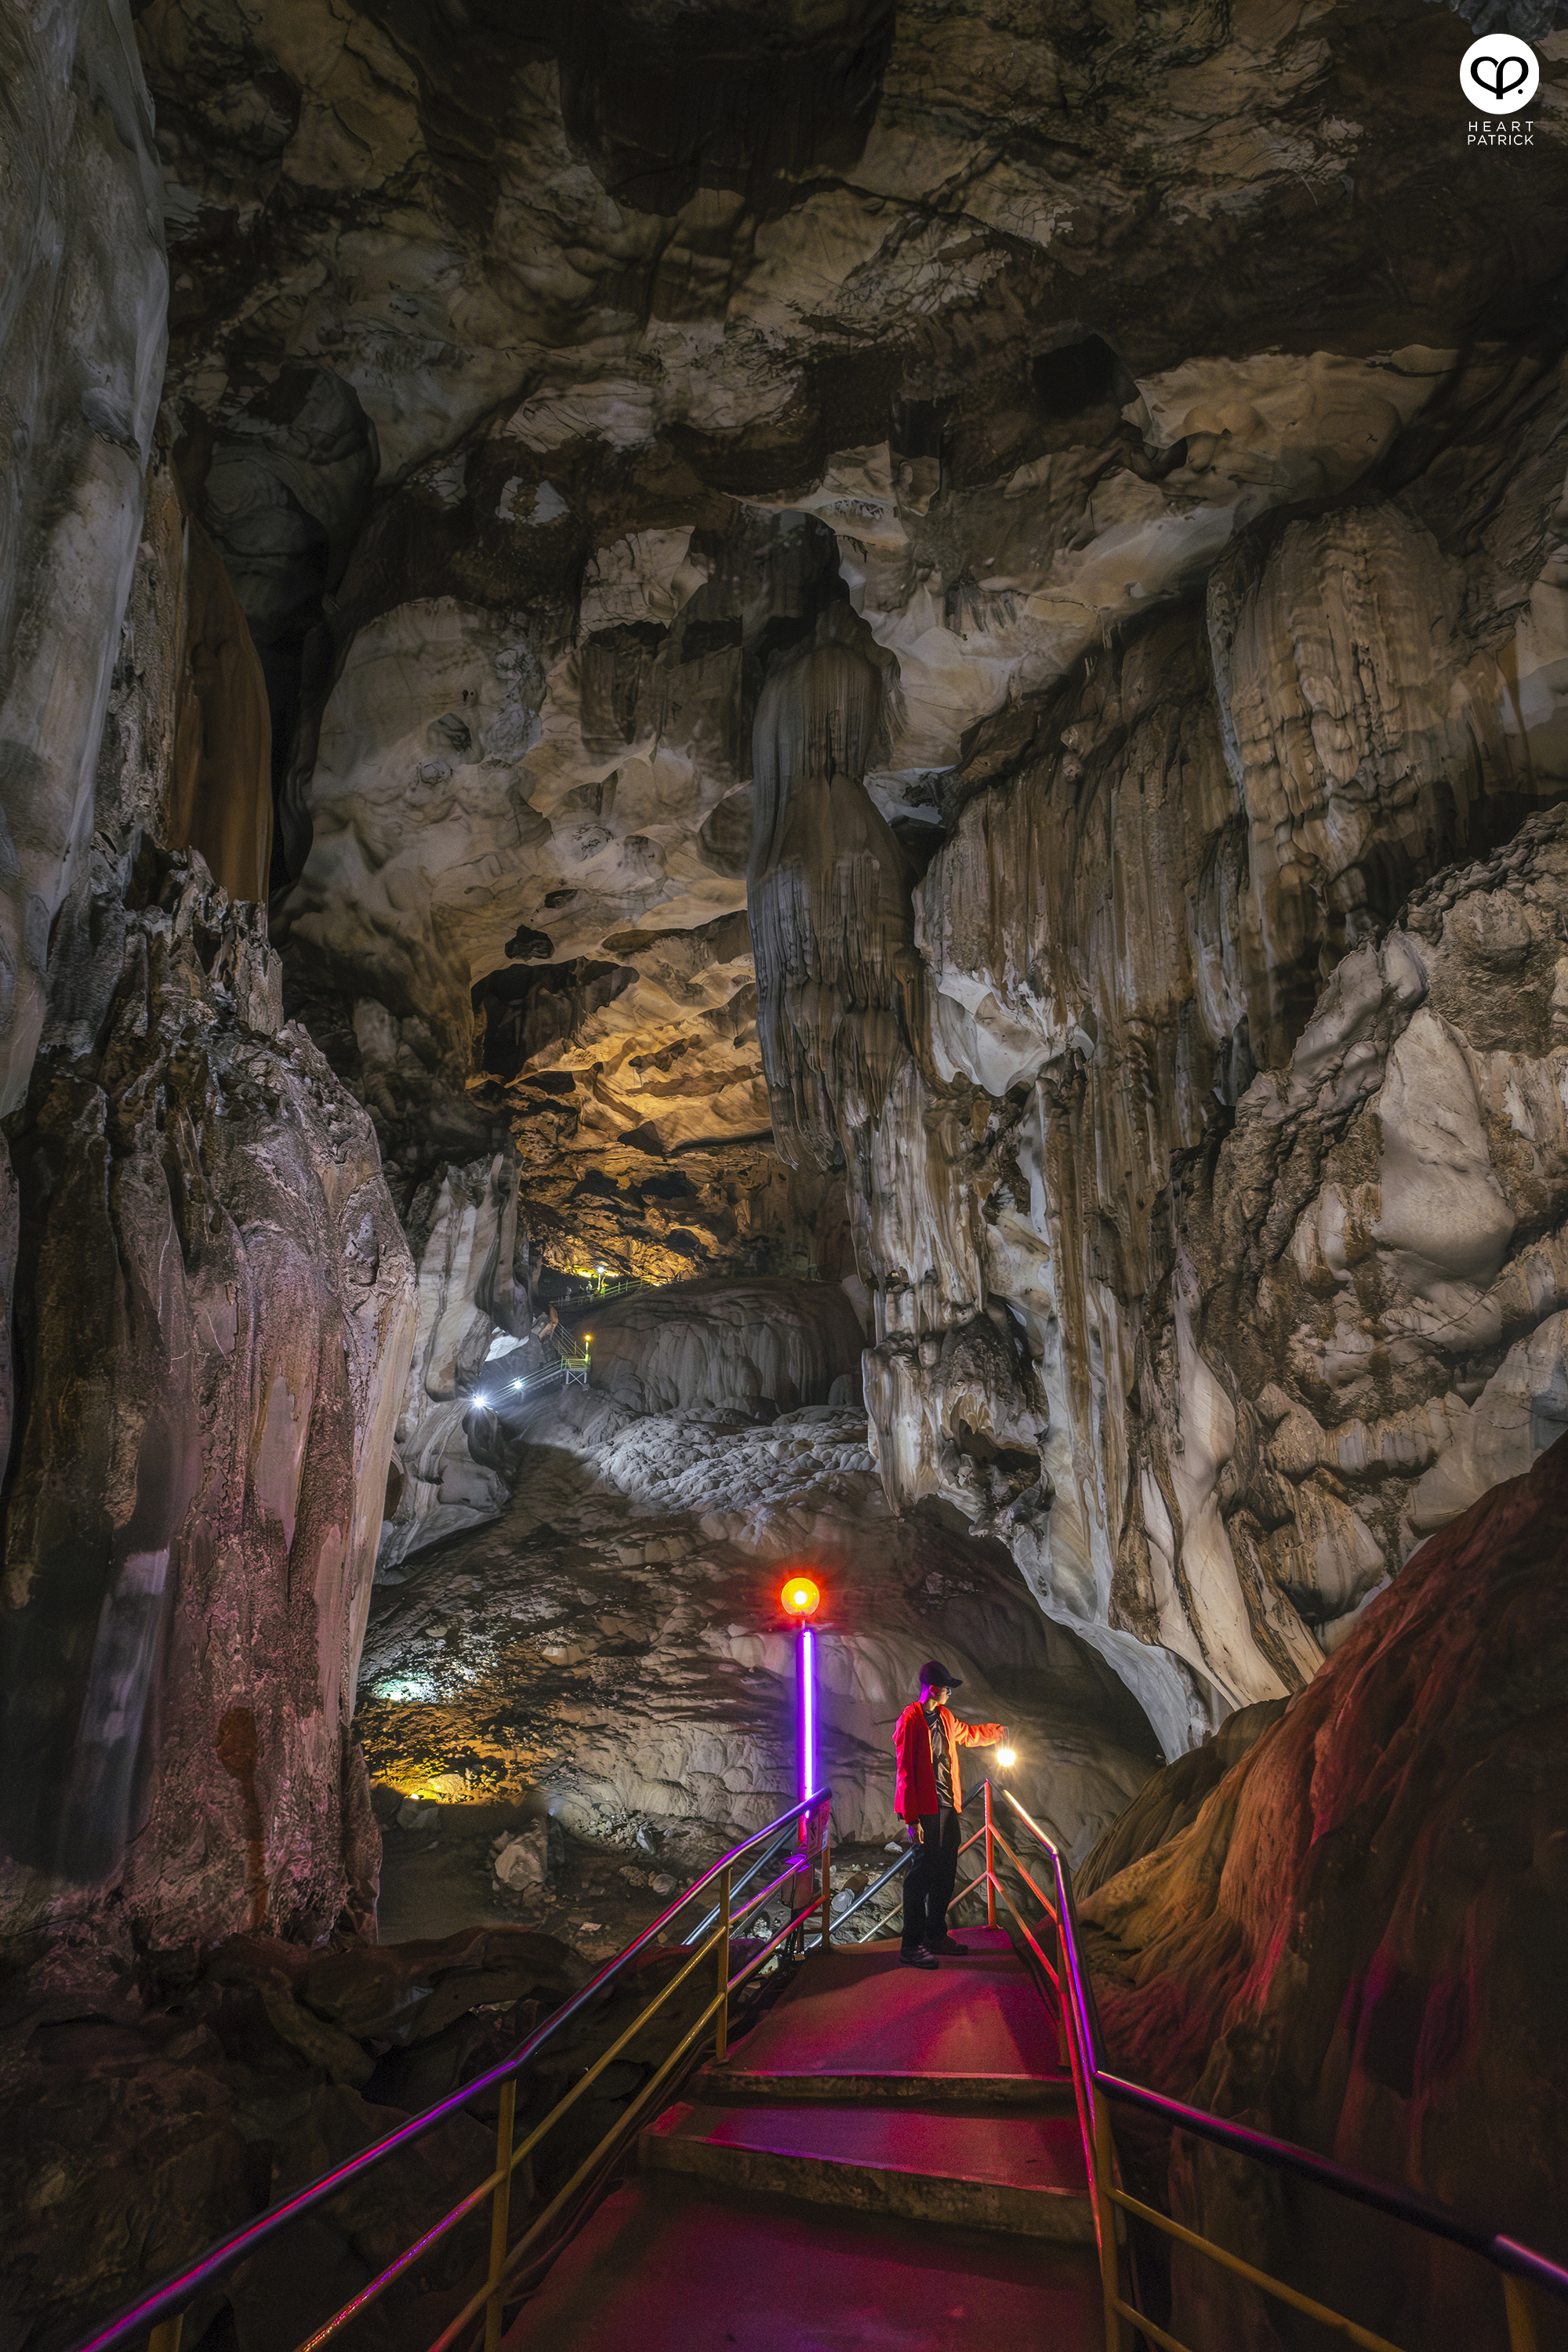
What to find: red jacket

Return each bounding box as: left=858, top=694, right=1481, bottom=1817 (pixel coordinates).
left=893, top=1702, right=1006, bottom=1820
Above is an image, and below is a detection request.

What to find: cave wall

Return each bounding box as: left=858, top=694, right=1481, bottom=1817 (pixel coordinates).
left=6, top=0, right=1568, bottom=1959
left=0, top=0, right=168, bottom=1120
left=0, top=28, right=416, bottom=1948
left=746, top=415, right=1568, bottom=1753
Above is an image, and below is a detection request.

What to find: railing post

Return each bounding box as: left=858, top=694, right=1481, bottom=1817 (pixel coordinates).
left=148, top=2317, right=183, bottom=2352
left=482, top=2077, right=517, bottom=2352
left=1504, top=2274, right=1541, bottom=2352
left=715, top=1864, right=731, bottom=2062
left=985, top=1780, right=996, bottom=1928
left=1091, top=2088, right=1131, bottom=2352
left=819, top=1827, right=832, bottom=1947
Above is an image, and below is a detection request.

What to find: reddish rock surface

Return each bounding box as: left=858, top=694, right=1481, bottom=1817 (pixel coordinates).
left=1080, top=1435, right=1568, bottom=2350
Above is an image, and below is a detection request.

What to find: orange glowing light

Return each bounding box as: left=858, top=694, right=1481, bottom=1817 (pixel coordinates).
left=781, top=1574, right=822, bottom=1619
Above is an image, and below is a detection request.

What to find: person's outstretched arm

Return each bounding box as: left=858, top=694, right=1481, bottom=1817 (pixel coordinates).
left=952, top=1717, right=1007, bottom=1748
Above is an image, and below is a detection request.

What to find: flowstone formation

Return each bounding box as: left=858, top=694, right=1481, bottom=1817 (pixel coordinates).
left=746, top=484, right=1568, bottom=1755
left=1076, top=1435, right=1568, bottom=2351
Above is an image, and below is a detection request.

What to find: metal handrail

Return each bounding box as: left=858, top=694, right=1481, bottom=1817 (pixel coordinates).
left=996, top=1786, right=1568, bottom=2350
left=70, top=1788, right=833, bottom=2352
left=832, top=1778, right=989, bottom=1940
left=829, top=1845, right=908, bottom=1936
left=681, top=1818, right=798, bottom=1944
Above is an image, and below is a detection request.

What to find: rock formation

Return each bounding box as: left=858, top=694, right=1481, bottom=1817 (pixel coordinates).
left=1078, top=1433, right=1568, bottom=2351
left=0, top=840, right=414, bottom=1949
left=0, top=299, right=412, bottom=1947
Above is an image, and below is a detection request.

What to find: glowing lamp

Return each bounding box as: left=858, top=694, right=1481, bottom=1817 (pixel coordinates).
left=474, top=1393, right=488, bottom=1410
left=777, top=1573, right=825, bottom=1820
left=996, top=1747, right=1017, bottom=1769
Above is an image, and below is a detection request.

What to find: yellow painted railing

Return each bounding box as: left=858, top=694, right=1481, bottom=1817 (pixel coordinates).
left=73, top=1791, right=834, bottom=2352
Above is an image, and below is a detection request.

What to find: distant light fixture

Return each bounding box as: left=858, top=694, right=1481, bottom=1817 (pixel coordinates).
left=513, top=1379, right=524, bottom=1392
left=996, top=1747, right=1017, bottom=1769
left=781, top=1575, right=822, bottom=1619
left=474, top=1394, right=488, bottom=1410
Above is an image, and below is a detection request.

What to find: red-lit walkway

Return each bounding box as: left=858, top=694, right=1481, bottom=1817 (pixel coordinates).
left=503, top=1927, right=1101, bottom=2351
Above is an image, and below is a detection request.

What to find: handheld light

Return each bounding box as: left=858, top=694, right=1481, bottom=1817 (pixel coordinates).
left=996, top=1747, right=1016, bottom=1768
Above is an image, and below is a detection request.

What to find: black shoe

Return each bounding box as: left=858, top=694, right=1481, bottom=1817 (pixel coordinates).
left=923, top=1934, right=969, bottom=1955
left=898, top=1946, right=939, bottom=1969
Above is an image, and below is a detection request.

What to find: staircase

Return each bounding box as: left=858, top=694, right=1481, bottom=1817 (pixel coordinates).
left=71, top=1786, right=1568, bottom=2352
left=502, top=1927, right=1102, bottom=2351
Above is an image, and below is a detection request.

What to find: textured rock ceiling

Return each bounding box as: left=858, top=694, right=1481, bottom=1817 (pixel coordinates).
left=5, top=0, right=1568, bottom=1960
left=137, top=0, right=1568, bottom=1124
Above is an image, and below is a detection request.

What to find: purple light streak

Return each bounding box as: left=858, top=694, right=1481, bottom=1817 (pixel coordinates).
left=799, top=1623, right=816, bottom=1801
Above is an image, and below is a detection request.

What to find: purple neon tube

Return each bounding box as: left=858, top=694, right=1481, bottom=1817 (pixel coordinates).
left=798, top=1621, right=815, bottom=1802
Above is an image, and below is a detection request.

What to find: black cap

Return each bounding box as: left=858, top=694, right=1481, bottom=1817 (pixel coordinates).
left=917, top=1659, right=962, bottom=1690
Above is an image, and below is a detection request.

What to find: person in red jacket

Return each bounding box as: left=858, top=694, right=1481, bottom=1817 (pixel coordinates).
left=892, top=1659, right=1007, bottom=1968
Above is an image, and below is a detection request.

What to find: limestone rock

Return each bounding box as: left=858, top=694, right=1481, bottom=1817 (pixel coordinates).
left=10, top=0, right=1568, bottom=1951
left=0, top=1922, right=583, bottom=2352
left=580, top=1276, right=865, bottom=1418
left=0, top=851, right=416, bottom=1948
left=0, top=0, right=168, bottom=1116
left=1118, top=808, right=1568, bottom=1719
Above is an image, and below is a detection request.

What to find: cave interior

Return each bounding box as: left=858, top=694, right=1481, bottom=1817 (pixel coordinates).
left=3, top=0, right=1568, bottom=2346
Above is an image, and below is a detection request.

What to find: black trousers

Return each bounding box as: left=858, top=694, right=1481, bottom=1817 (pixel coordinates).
left=902, top=1808, right=960, bottom=1949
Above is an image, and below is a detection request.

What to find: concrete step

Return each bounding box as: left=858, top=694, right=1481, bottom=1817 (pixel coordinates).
left=640, top=2094, right=1094, bottom=2242
left=501, top=2171, right=1103, bottom=2352
left=691, top=2060, right=1070, bottom=2105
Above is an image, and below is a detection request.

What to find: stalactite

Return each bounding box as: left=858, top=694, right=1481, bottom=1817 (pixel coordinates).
left=747, top=622, right=924, bottom=1177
